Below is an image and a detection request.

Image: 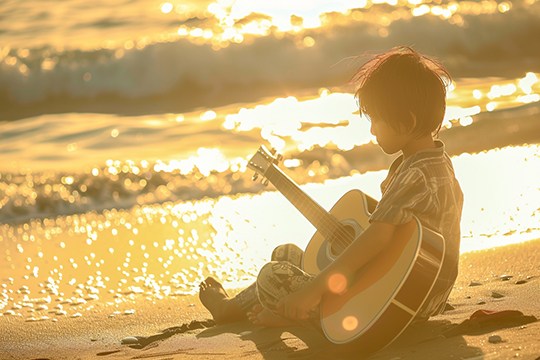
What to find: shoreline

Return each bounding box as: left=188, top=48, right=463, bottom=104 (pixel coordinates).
left=1, top=238, right=539, bottom=359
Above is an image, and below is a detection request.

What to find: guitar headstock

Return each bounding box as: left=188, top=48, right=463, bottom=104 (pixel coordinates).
left=247, top=145, right=283, bottom=185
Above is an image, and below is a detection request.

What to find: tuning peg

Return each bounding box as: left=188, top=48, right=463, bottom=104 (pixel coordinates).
left=270, top=148, right=277, bottom=155
left=276, top=154, right=283, bottom=162
left=261, top=178, right=269, bottom=186
left=252, top=173, right=259, bottom=181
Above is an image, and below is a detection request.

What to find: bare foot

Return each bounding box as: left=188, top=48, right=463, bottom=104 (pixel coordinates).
left=247, top=304, right=297, bottom=327
left=199, top=277, right=246, bottom=324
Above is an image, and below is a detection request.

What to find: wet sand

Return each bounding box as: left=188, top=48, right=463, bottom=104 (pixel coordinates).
left=1, top=238, right=539, bottom=360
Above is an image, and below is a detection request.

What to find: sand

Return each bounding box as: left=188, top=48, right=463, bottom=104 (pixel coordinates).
left=1, top=239, right=539, bottom=360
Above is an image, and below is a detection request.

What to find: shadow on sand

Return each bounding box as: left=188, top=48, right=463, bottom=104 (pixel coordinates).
left=194, top=318, right=483, bottom=360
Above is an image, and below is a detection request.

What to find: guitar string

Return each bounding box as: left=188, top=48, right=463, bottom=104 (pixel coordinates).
left=267, top=165, right=356, bottom=250
left=255, top=156, right=356, bottom=249
left=282, top=180, right=354, bottom=251
left=269, top=166, right=354, bottom=248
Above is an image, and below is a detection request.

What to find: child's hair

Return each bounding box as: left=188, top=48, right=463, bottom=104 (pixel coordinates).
left=351, top=46, right=451, bottom=138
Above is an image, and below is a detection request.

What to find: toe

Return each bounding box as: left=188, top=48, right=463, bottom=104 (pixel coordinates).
left=251, top=304, right=263, bottom=313
left=205, top=276, right=221, bottom=287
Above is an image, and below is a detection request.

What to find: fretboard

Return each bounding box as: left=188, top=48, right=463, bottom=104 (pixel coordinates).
left=264, top=164, right=345, bottom=240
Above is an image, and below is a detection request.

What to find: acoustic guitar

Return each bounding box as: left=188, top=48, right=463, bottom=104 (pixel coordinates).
left=248, top=145, right=445, bottom=353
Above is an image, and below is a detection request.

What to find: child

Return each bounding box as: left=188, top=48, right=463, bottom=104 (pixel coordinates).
left=199, top=46, right=463, bottom=332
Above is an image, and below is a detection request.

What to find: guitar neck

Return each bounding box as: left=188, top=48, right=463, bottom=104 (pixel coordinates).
left=264, top=164, right=343, bottom=240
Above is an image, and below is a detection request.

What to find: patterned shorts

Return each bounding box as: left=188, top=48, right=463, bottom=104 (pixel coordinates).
left=234, top=243, right=320, bottom=327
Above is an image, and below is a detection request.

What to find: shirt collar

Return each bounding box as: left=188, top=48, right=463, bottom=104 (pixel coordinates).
left=410, top=139, right=445, bottom=161
left=388, top=139, right=446, bottom=176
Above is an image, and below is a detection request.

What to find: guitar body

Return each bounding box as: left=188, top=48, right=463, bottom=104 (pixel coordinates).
left=303, top=189, right=445, bottom=351
left=248, top=146, right=445, bottom=353
left=303, top=189, right=373, bottom=274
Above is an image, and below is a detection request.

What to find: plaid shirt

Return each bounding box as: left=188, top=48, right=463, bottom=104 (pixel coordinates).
left=370, top=140, right=463, bottom=318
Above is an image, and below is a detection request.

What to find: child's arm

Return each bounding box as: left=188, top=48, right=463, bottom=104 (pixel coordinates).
left=276, top=219, right=415, bottom=320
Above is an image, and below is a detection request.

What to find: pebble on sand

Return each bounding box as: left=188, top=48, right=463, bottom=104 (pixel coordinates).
left=124, top=309, right=135, bottom=315
left=489, top=334, right=503, bottom=343
left=121, top=336, right=139, bottom=345
left=491, top=292, right=505, bottom=298
left=70, top=313, right=82, bottom=318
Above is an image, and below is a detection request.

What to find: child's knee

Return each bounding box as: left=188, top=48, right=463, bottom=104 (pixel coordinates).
left=258, top=261, right=276, bottom=277
left=271, top=243, right=304, bottom=264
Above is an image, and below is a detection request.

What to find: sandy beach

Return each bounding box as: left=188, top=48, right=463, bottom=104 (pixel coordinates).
left=1, top=238, right=539, bottom=360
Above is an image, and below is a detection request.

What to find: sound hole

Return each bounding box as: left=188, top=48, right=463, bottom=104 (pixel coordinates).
left=328, top=223, right=357, bottom=258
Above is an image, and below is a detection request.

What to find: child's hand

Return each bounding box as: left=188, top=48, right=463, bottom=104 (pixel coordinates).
left=276, top=281, right=324, bottom=320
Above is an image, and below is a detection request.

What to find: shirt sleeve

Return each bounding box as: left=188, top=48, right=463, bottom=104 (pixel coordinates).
left=370, top=168, right=432, bottom=226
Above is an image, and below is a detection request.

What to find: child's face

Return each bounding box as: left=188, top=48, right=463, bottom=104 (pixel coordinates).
left=369, top=118, right=413, bottom=155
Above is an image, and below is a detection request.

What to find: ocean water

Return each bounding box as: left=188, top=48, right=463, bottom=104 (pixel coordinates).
left=1, top=0, right=540, bottom=318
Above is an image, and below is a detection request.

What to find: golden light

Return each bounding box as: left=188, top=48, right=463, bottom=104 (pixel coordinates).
left=498, top=1, right=512, bottom=12
left=284, top=159, right=302, bottom=168
left=518, top=72, right=538, bottom=94
left=41, top=58, right=55, bottom=70
left=200, top=110, right=217, bottom=121
left=302, top=36, right=315, bottom=47
left=160, top=3, right=173, bottom=14
left=486, top=102, right=497, bottom=111
left=412, top=5, right=430, bottom=16
left=378, top=28, right=389, bottom=37
left=458, top=116, right=473, bottom=127
left=67, top=143, right=78, bottom=152
left=518, top=94, right=540, bottom=103
left=177, top=27, right=188, bottom=36
left=328, top=273, right=347, bottom=294
left=3, top=0, right=540, bottom=321
left=342, top=316, right=358, bottom=331
left=17, top=48, right=29, bottom=58
left=27, top=0, right=504, bottom=54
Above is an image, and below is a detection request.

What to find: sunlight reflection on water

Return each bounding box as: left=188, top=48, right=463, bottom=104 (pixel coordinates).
left=1, top=144, right=539, bottom=321
left=4, top=0, right=538, bottom=75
